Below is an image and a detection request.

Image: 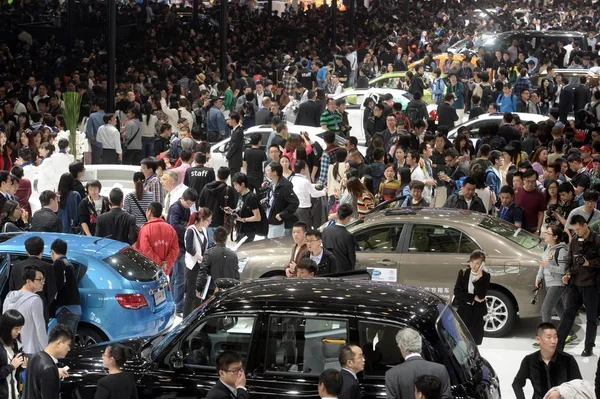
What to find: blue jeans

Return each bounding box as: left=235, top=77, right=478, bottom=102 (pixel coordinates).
left=206, top=226, right=216, bottom=247
left=171, top=249, right=186, bottom=313
left=142, top=137, right=155, bottom=159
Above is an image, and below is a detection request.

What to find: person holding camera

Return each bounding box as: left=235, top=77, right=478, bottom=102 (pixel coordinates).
left=564, top=189, right=600, bottom=241
left=226, top=173, right=262, bottom=243
left=535, top=225, right=569, bottom=324
left=557, top=214, right=600, bottom=356
left=452, top=250, right=490, bottom=345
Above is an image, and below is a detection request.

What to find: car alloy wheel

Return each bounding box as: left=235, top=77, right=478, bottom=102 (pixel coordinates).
left=74, top=326, right=106, bottom=349
left=483, top=289, right=516, bottom=338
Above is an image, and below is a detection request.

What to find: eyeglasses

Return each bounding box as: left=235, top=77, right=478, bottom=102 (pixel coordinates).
left=524, top=179, right=537, bottom=184
left=224, top=368, right=243, bottom=374
left=305, top=239, right=320, bottom=243
left=34, top=278, right=45, bottom=283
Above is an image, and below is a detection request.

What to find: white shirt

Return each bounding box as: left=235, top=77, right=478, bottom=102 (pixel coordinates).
left=163, top=183, right=188, bottom=217
left=310, top=248, right=324, bottom=265
left=289, top=174, right=326, bottom=208
left=97, top=123, right=122, bottom=153
left=405, top=353, right=421, bottom=360
left=410, top=165, right=432, bottom=202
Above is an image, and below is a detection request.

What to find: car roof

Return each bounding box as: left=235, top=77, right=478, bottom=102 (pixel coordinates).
left=210, top=278, right=443, bottom=324
left=246, top=125, right=325, bottom=135
left=0, top=232, right=127, bottom=259
left=471, top=112, right=547, bottom=122
left=496, top=30, right=584, bottom=38
left=363, top=207, right=488, bottom=226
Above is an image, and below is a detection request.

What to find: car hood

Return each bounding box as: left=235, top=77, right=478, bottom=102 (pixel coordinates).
left=238, top=236, right=295, bottom=278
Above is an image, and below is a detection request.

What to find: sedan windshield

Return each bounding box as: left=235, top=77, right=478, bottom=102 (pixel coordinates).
left=478, top=216, right=542, bottom=249
left=436, top=304, right=479, bottom=375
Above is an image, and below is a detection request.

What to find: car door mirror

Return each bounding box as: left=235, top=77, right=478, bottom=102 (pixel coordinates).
left=170, top=350, right=184, bottom=369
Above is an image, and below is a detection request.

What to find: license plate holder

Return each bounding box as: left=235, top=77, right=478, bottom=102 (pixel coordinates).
left=154, top=288, right=166, bottom=306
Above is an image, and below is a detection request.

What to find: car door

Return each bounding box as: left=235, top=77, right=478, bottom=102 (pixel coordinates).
left=352, top=223, right=404, bottom=282
left=0, top=254, right=10, bottom=303
left=139, top=312, right=260, bottom=398
left=398, top=223, right=481, bottom=302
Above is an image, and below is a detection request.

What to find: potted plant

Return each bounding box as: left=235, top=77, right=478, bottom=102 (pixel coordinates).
left=60, top=92, right=89, bottom=160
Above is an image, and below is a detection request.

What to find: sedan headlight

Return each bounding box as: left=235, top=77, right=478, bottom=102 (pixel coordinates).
left=238, top=257, right=249, bottom=274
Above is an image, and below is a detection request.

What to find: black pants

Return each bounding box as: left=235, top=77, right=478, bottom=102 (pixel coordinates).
left=101, top=149, right=119, bottom=164
left=91, top=142, right=103, bottom=164
left=183, top=263, right=201, bottom=318
left=557, top=285, right=598, bottom=351
left=122, top=149, right=142, bottom=165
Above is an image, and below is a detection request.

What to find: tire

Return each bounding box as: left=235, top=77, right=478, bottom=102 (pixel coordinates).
left=483, top=289, right=516, bottom=338
left=74, top=325, right=107, bottom=349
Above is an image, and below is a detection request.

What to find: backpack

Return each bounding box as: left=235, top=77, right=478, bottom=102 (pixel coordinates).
left=405, top=105, right=420, bottom=128
left=481, top=85, right=494, bottom=109
left=585, top=102, right=600, bottom=126
left=451, top=176, right=468, bottom=195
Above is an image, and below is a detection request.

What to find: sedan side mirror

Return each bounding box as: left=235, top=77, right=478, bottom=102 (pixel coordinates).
left=170, top=350, right=184, bottom=370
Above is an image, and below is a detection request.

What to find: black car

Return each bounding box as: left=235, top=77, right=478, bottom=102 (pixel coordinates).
left=61, top=279, right=501, bottom=399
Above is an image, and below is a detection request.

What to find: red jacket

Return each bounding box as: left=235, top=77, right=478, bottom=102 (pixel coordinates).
left=137, top=218, right=180, bottom=274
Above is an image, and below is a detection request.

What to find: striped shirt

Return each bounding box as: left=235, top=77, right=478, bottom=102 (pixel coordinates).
left=124, top=191, right=154, bottom=227
left=320, top=109, right=342, bottom=136
left=378, top=179, right=401, bottom=203
left=357, top=192, right=375, bottom=219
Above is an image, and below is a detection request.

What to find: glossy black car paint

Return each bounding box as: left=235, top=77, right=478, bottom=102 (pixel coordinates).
left=60, top=279, right=501, bottom=399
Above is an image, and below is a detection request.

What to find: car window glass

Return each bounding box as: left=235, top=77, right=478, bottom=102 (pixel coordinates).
left=459, top=233, right=480, bottom=253
left=265, top=316, right=347, bottom=375
left=358, top=321, right=404, bottom=376
left=408, top=225, right=463, bottom=253
left=355, top=225, right=403, bottom=252
left=345, top=93, right=365, bottom=109
left=102, top=248, right=158, bottom=282
left=181, top=316, right=255, bottom=368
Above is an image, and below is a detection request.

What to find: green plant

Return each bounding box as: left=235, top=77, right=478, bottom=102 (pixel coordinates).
left=61, top=92, right=82, bottom=159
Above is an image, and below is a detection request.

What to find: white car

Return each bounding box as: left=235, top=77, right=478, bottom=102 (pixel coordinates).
left=209, top=124, right=365, bottom=172
left=326, top=88, right=437, bottom=146
left=448, top=112, right=548, bottom=146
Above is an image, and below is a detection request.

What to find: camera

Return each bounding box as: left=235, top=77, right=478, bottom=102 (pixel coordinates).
left=544, top=204, right=563, bottom=225
left=574, top=238, right=586, bottom=267
left=531, top=284, right=541, bottom=305
left=229, top=211, right=238, bottom=223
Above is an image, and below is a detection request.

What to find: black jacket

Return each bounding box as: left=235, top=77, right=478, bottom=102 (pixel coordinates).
left=78, top=195, right=111, bottom=236
left=205, top=380, right=250, bottom=399
left=303, top=248, right=338, bottom=275
left=512, top=350, right=581, bottom=399
left=196, top=244, right=240, bottom=295
left=9, top=256, right=58, bottom=322
left=198, top=181, right=237, bottom=228
left=574, top=85, right=591, bottom=114
left=322, top=224, right=357, bottom=272
left=339, top=369, right=361, bottom=399
left=453, top=267, right=490, bottom=344
left=559, top=85, right=575, bottom=124
left=72, top=180, right=86, bottom=200
left=405, top=99, right=428, bottom=122
left=94, top=208, right=138, bottom=245
left=436, top=102, right=459, bottom=129
left=443, top=193, right=487, bottom=214
left=184, top=166, right=216, bottom=204
left=566, top=231, right=600, bottom=287
left=498, top=124, right=520, bottom=143
left=54, top=256, right=85, bottom=308
left=0, top=340, right=22, bottom=399
left=94, top=372, right=138, bottom=399
left=265, top=178, right=299, bottom=228
left=30, top=208, right=63, bottom=233
left=226, top=125, right=244, bottom=172
left=24, top=351, right=61, bottom=399
left=295, top=100, right=321, bottom=127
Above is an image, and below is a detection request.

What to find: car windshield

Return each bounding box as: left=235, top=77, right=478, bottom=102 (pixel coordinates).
left=102, top=247, right=160, bottom=282
left=436, top=303, right=479, bottom=375
left=478, top=216, right=542, bottom=249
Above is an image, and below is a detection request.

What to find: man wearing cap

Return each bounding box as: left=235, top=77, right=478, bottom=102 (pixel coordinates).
left=580, top=146, right=594, bottom=170
left=207, top=97, right=227, bottom=143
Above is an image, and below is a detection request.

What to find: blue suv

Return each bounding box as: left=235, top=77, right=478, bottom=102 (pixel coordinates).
left=0, top=232, right=175, bottom=347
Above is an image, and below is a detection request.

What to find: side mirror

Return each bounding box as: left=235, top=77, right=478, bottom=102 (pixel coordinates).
left=170, top=350, right=184, bottom=369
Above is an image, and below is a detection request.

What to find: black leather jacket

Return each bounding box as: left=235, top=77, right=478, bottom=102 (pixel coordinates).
left=25, top=351, right=60, bottom=399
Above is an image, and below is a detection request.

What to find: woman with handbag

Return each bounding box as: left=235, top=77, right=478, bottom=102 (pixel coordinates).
left=123, top=172, right=154, bottom=228
left=78, top=180, right=111, bottom=236
left=453, top=250, right=490, bottom=345
left=56, top=173, right=82, bottom=234
left=183, top=208, right=212, bottom=318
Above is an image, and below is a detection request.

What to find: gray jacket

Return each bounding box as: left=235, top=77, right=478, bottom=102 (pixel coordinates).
left=2, top=290, right=48, bottom=354
left=124, top=119, right=143, bottom=150
left=536, top=242, right=569, bottom=287
left=385, top=355, right=452, bottom=399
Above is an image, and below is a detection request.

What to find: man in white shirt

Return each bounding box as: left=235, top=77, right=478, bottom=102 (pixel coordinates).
left=318, top=369, right=343, bottom=399
left=406, top=149, right=431, bottom=203
left=160, top=170, right=188, bottom=218
left=289, top=160, right=326, bottom=229
left=96, top=113, right=122, bottom=164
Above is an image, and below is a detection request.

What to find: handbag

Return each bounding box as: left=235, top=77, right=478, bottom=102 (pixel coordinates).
left=69, top=193, right=81, bottom=235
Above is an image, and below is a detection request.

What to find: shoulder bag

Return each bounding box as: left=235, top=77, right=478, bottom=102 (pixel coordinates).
left=131, top=194, right=148, bottom=222
left=70, top=193, right=82, bottom=235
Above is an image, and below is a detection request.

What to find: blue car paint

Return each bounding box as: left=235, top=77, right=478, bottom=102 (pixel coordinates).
left=0, top=232, right=175, bottom=343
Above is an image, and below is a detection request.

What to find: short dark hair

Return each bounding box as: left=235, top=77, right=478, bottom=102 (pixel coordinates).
left=86, top=179, right=102, bottom=191
left=489, top=150, right=502, bottom=165
left=182, top=188, right=199, bottom=202
left=57, top=138, right=69, bottom=151
left=293, top=221, right=307, bottom=231
left=462, top=176, right=477, bottom=187
left=323, top=130, right=336, bottom=145
left=22, top=265, right=43, bottom=285
left=296, top=258, right=318, bottom=275
left=522, top=169, right=538, bottom=180
left=48, top=324, right=73, bottom=344
left=583, top=189, right=599, bottom=202
left=319, top=369, right=343, bottom=396
left=409, top=180, right=425, bottom=191
left=232, top=172, right=248, bottom=187
left=268, top=162, right=283, bottom=177
left=306, top=229, right=322, bottom=240
left=338, top=345, right=356, bottom=368
left=536, top=322, right=556, bottom=337
left=213, top=226, right=228, bottom=244
left=337, top=203, right=353, bottom=220
left=141, top=157, right=158, bottom=173
left=109, top=187, right=124, bottom=206
left=558, top=181, right=575, bottom=194
left=50, top=238, right=67, bottom=256
left=217, top=167, right=231, bottom=181
left=25, top=236, right=44, bottom=256
left=69, top=161, right=85, bottom=178
left=415, top=375, right=442, bottom=399
left=294, top=160, right=307, bottom=174
left=500, top=185, right=514, bottom=196
left=249, top=132, right=262, bottom=145
left=194, top=152, right=207, bottom=165
left=147, top=202, right=163, bottom=217
left=571, top=214, right=589, bottom=227
left=216, top=350, right=243, bottom=371
left=39, top=190, right=57, bottom=207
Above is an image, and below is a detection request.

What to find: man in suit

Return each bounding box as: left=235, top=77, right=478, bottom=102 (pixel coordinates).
left=322, top=204, right=357, bottom=272
left=30, top=190, right=63, bottom=233
left=385, top=328, right=452, bottom=399
left=8, top=236, right=58, bottom=325
left=436, top=94, right=459, bottom=129
left=558, top=76, right=574, bottom=125
left=295, top=90, right=322, bottom=127
left=338, top=345, right=364, bottom=399
left=255, top=97, right=273, bottom=125
left=226, top=113, right=244, bottom=177
left=573, top=76, right=591, bottom=117
left=95, top=187, right=138, bottom=245
left=206, top=350, right=249, bottom=399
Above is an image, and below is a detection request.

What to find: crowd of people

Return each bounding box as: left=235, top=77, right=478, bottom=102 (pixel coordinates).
left=2, top=0, right=600, bottom=397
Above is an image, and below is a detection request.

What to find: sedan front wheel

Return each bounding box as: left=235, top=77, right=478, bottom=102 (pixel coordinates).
left=483, top=289, right=516, bottom=338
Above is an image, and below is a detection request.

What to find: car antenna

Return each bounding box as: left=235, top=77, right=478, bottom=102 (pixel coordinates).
left=93, top=235, right=113, bottom=245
